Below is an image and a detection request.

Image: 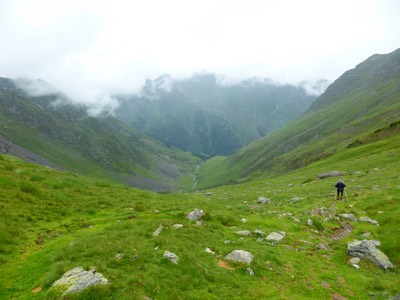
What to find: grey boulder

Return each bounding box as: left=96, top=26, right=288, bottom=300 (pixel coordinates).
left=347, top=239, right=393, bottom=269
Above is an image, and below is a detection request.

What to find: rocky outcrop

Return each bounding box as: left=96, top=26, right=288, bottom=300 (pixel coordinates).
left=359, top=216, right=379, bottom=225
left=339, top=214, right=357, bottom=222
left=347, top=239, right=393, bottom=269
left=52, top=267, right=109, bottom=295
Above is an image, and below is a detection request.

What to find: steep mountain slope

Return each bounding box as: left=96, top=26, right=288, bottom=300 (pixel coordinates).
left=0, top=78, right=200, bottom=191
left=195, top=48, right=400, bottom=188
left=114, top=73, right=317, bottom=155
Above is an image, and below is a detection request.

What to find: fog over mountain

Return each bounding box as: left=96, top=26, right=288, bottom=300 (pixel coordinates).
left=1, top=0, right=399, bottom=114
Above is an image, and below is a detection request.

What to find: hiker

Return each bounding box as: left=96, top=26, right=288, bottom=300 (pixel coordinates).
left=335, top=179, right=346, bottom=200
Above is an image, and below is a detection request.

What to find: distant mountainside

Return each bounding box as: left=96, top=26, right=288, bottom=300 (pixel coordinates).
left=196, top=48, right=400, bottom=188
left=114, top=74, right=318, bottom=155
left=0, top=78, right=200, bottom=191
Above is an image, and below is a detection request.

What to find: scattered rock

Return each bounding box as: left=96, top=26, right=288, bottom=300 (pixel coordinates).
left=173, top=224, right=184, bottom=229
left=241, top=218, right=248, bottom=223
left=359, top=216, right=379, bottom=225
left=205, top=247, right=215, bottom=254
left=153, top=225, right=164, bottom=236
left=224, top=240, right=232, bottom=244
left=115, top=253, right=124, bottom=260
left=339, top=214, right=357, bottom=222
left=247, top=267, right=255, bottom=276
left=205, top=192, right=212, bottom=196
left=235, top=230, right=252, bottom=236
left=317, top=171, right=344, bottom=179
left=307, top=219, right=313, bottom=226
left=321, top=281, right=330, bottom=288
left=52, top=267, right=109, bottom=295
left=347, top=239, right=393, bottom=269
left=349, top=257, right=360, bottom=264
left=225, top=250, right=254, bottom=265
left=316, top=243, right=329, bottom=251
left=163, top=251, right=179, bottom=264
left=253, top=229, right=265, bottom=236
left=291, top=196, right=301, bottom=202
left=257, top=196, right=271, bottom=204
left=266, top=231, right=286, bottom=243
left=362, top=232, right=371, bottom=238
left=288, top=183, right=294, bottom=187
left=187, top=209, right=204, bottom=221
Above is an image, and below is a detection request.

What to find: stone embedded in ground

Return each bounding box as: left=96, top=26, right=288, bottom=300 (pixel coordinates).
left=291, top=196, right=301, bottom=202
left=187, top=209, right=204, bottom=221
left=115, top=253, right=124, bottom=260
left=307, top=219, right=313, bottom=226
left=316, top=243, right=328, bottom=251
left=266, top=231, right=286, bottom=243
left=349, top=257, right=360, bottom=264
left=241, top=218, right=248, bottom=223
left=52, top=266, right=109, bottom=295
left=339, top=214, right=357, bottom=222
left=247, top=267, right=255, bottom=276
left=317, top=171, right=345, bottom=179
left=173, top=224, right=184, bottom=229
left=257, top=196, right=271, bottom=204
left=347, top=239, right=393, bottom=269
left=359, top=216, right=379, bottom=225
left=236, top=230, right=252, bottom=236
left=253, top=229, right=265, bottom=236
left=205, top=247, right=215, bottom=254
left=163, top=251, right=179, bottom=264
left=225, top=250, right=254, bottom=265
left=153, top=225, right=164, bottom=236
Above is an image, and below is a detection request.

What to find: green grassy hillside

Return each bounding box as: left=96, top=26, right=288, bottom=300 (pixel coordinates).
left=194, top=48, right=400, bottom=189
left=115, top=73, right=316, bottom=156
left=0, top=78, right=200, bottom=191
left=0, top=126, right=399, bottom=299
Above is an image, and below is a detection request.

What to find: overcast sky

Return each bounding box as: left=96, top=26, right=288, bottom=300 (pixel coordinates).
left=0, top=0, right=399, bottom=109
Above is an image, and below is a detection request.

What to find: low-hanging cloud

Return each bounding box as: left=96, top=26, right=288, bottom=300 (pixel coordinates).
left=1, top=0, right=399, bottom=114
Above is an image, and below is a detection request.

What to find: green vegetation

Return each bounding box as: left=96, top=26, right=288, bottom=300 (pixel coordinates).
left=115, top=73, right=316, bottom=155
left=0, top=78, right=201, bottom=192
left=0, top=47, right=399, bottom=300
left=195, top=49, right=400, bottom=188
left=1, top=124, right=399, bottom=299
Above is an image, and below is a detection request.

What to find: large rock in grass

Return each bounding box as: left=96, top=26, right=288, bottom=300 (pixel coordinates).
left=52, top=267, right=109, bottom=295
left=347, top=239, right=393, bottom=269
left=225, top=250, right=254, bottom=265
left=266, top=231, right=286, bottom=243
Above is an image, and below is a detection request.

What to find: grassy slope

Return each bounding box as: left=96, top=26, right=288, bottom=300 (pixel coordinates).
left=0, top=79, right=200, bottom=191
left=194, top=49, right=400, bottom=190
left=0, top=127, right=399, bottom=299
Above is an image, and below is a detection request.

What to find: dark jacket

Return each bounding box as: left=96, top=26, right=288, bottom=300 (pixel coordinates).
left=335, top=181, right=346, bottom=191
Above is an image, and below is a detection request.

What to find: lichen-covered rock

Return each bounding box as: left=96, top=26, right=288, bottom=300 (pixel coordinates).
left=347, top=239, right=393, bottom=269
left=163, top=251, right=179, bottom=264
left=339, top=213, right=357, bottom=222
left=52, top=267, right=109, bottom=295
left=187, top=209, right=204, bottom=221
left=225, top=250, right=254, bottom=265
left=257, top=196, right=271, bottom=204
left=359, top=216, right=379, bottom=225
left=235, top=230, right=252, bottom=236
